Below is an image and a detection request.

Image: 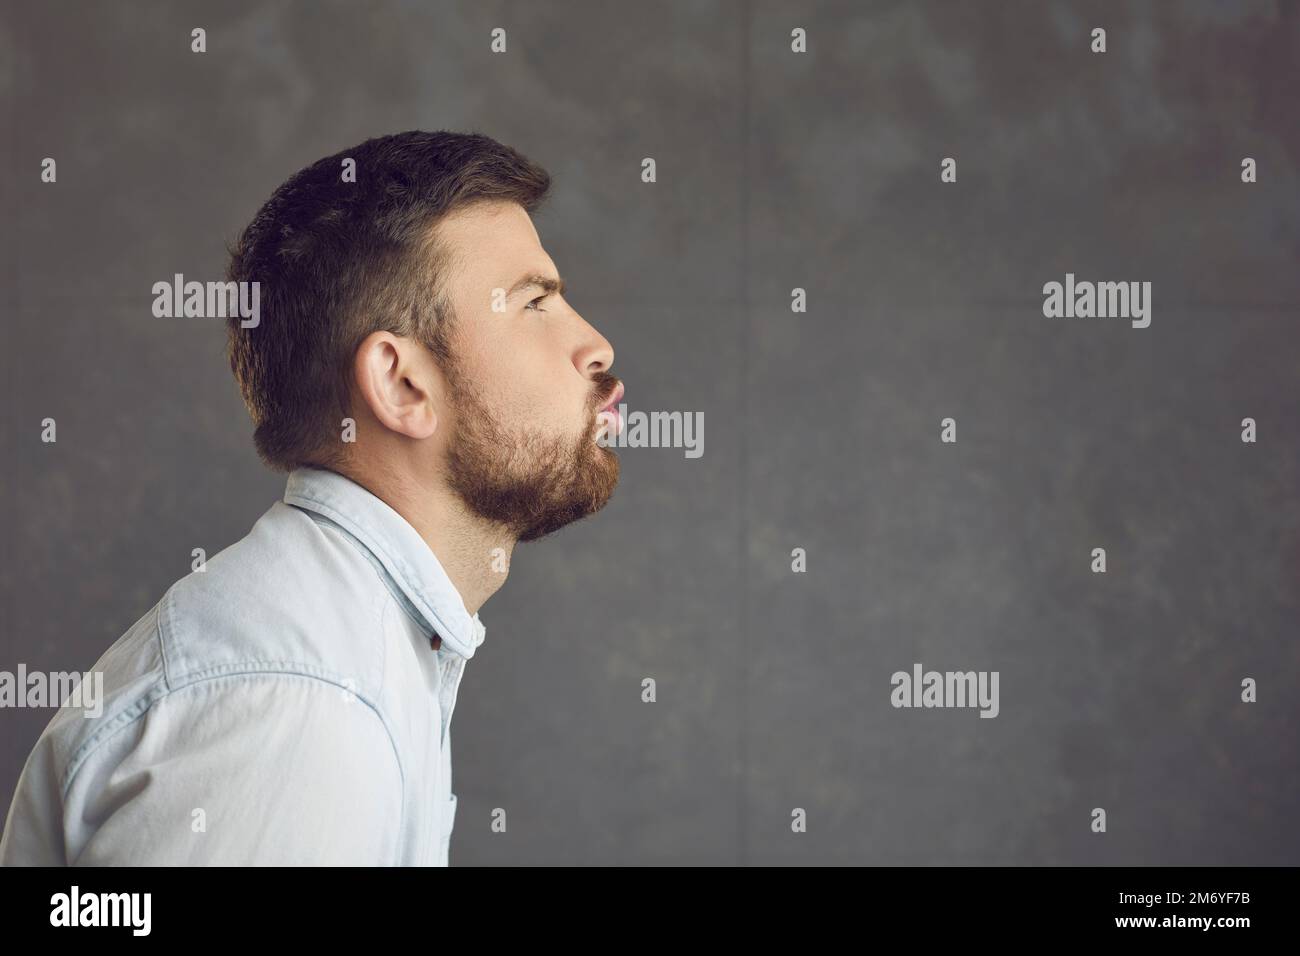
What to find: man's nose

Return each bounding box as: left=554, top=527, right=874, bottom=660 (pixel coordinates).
left=572, top=312, right=614, bottom=377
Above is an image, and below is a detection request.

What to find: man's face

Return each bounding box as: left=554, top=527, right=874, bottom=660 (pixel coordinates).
left=426, top=200, right=622, bottom=542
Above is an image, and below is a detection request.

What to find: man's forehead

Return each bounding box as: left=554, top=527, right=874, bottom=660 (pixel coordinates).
left=432, top=201, right=550, bottom=287
left=435, top=200, right=538, bottom=252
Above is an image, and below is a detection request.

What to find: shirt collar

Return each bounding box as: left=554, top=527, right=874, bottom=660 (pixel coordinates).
left=282, top=466, right=487, bottom=659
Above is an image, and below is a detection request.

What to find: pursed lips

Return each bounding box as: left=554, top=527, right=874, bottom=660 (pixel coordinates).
left=595, top=382, right=625, bottom=436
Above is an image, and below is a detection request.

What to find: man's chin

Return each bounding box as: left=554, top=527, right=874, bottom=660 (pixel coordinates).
left=445, top=411, right=622, bottom=543
left=515, top=449, right=620, bottom=543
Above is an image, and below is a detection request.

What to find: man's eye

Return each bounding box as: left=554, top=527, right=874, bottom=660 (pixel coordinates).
left=524, top=296, right=546, bottom=312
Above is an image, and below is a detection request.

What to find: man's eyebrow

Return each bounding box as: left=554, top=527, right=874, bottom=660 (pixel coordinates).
left=506, top=272, right=566, bottom=299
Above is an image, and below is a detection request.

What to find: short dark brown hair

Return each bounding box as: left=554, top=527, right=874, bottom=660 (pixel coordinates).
left=225, top=130, right=551, bottom=472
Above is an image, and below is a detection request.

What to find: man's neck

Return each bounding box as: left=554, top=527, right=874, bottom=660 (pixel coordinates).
left=336, top=464, right=514, bottom=616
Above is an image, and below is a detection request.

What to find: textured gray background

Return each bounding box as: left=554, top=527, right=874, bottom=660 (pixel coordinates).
left=2, top=0, right=1297, bottom=865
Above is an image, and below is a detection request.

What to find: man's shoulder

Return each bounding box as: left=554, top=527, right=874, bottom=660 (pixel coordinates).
left=41, top=499, right=398, bottom=792
left=158, top=499, right=393, bottom=689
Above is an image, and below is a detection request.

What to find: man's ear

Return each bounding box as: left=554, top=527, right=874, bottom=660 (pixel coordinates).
left=352, top=331, right=440, bottom=440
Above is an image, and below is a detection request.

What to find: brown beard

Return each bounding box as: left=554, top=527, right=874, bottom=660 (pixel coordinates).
left=436, top=348, right=621, bottom=542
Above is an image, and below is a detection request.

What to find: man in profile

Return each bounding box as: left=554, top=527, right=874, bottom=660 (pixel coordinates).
left=0, top=130, right=625, bottom=865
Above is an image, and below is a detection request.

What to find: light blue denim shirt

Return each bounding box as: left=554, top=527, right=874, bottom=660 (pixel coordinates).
left=0, top=466, right=486, bottom=865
